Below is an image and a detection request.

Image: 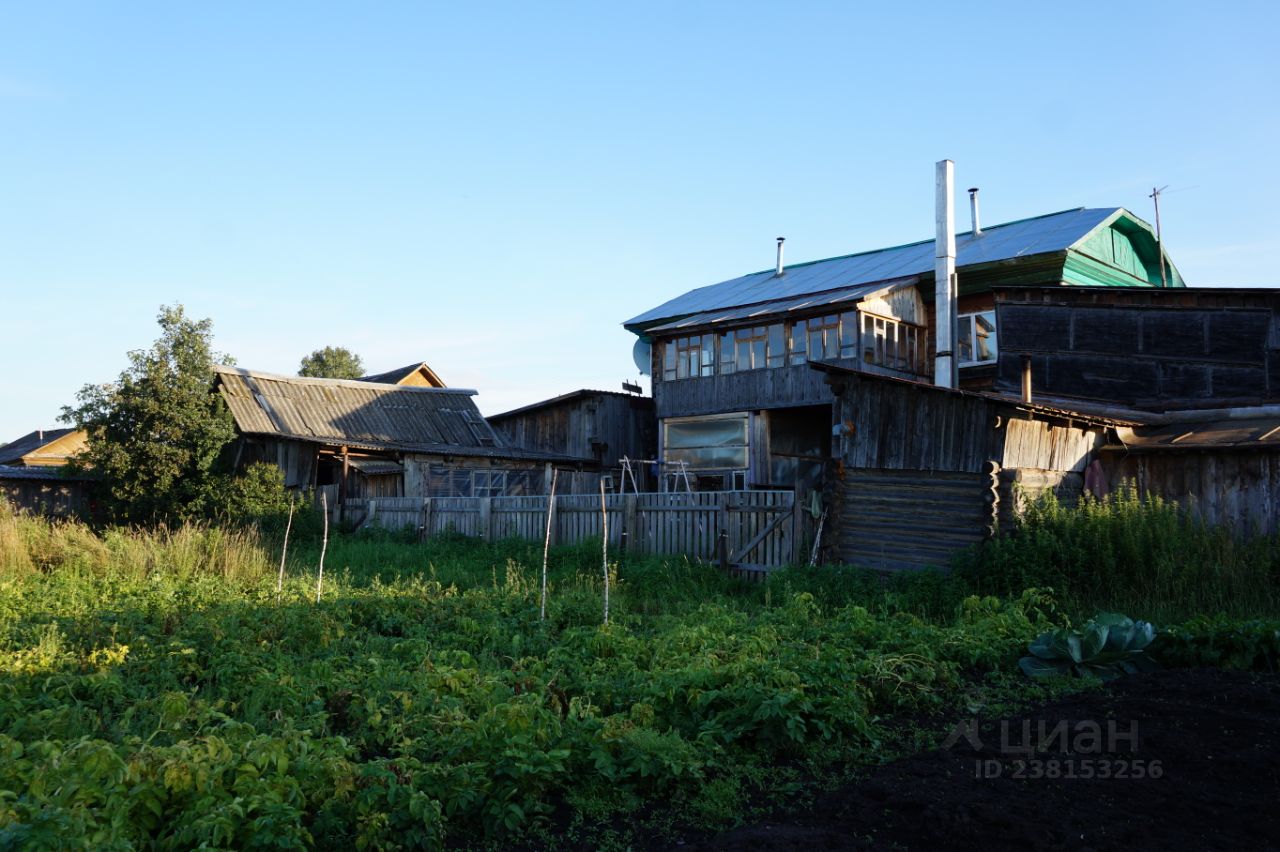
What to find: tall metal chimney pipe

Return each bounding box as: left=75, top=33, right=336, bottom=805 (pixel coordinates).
left=968, top=187, right=982, bottom=237
left=935, top=160, right=957, bottom=389
left=775, top=237, right=785, bottom=276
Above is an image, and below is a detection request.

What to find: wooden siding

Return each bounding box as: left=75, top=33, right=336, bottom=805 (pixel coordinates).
left=994, top=287, right=1280, bottom=408
left=488, top=393, right=655, bottom=470
left=340, top=490, right=798, bottom=570
left=834, top=468, right=993, bottom=571
left=0, top=476, right=89, bottom=518
left=1103, top=451, right=1280, bottom=536
left=1001, top=418, right=1102, bottom=473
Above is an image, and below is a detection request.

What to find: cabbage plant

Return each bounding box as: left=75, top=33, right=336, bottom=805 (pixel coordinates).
left=1019, top=613, right=1157, bottom=681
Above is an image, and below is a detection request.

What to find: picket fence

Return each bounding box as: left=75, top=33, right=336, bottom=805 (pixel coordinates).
left=336, top=490, right=800, bottom=570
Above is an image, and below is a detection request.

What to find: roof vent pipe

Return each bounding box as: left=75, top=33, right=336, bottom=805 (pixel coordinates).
left=775, top=237, right=785, bottom=276
left=935, top=160, right=957, bottom=389
left=968, top=187, right=982, bottom=237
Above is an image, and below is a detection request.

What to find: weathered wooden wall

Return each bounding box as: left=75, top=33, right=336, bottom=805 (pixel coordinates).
left=1102, top=451, right=1280, bottom=536
left=834, top=468, right=994, bottom=571
left=341, top=490, right=799, bottom=569
left=489, top=393, right=656, bottom=472
left=994, top=287, right=1280, bottom=408
left=0, top=472, right=90, bottom=518
left=826, top=372, right=1110, bottom=570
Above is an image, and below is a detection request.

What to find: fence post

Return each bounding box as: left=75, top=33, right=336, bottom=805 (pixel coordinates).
left=622, top=494, right=637, bottom=554
left=791, top=489, right=804, bottom=564
left=419, top=498, right=433, bottom=542
left=480, top=496, right=493, bottom=541
left=717, top=492, right=730, bottom=569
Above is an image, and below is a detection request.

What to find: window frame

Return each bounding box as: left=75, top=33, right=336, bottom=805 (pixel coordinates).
left=957, top=310, right=998, bottom=367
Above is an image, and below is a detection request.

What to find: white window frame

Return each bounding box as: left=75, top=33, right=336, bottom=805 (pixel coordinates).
left=957, top=310, right=998, bottom=367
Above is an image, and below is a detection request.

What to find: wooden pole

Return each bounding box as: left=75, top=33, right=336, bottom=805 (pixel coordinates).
left=600, top=479, right=609, bottom=626
left=316, top=491, right=329, bottom=604
left=276, top=494, right=295, bottom=601
left=540, top=469, right=558, bottom=621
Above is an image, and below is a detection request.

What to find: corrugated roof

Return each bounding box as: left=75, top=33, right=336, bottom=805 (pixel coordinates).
left=0, top=464, right=93, bottom=482
left=624, top=207, right=1121, bottom=331
left=0, top=429, right=79, bottom=465
left=216, top=366, right=575, bottom=460
left=1111, top=418, right=1280, bottom=452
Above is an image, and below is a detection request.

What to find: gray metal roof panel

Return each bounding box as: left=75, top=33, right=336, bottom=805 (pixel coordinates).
left=624, top=207, right=1121, bottom=330
left=1112, top=418, right=1280, bottom=451
left=645, top=279, right=915, bottom=333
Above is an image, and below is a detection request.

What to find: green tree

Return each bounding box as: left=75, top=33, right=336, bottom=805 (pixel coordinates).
left=62, top=304, right=238, bottom=523
left=298, top=346, right=364, bottom=379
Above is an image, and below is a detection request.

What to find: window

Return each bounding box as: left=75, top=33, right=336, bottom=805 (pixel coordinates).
left=958, top=311, right=998, bottom=366
left=663, top=335, right=715, bottom=380
left=839, top=311, right=858, bottom=358
left=860, top=311, right=922, bottom=372
left=735, top=326, right=768, bottom=371
left=663, top=414, right=749, bottom=471
left=807, top=315, right=840, bottom=361
left=789, top=319, right=807, bottom=365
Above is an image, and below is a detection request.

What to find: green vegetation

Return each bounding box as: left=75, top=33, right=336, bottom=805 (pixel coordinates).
left=298, top=346, right=364, bottom=380
left=954, top=485, right=1280, bottom=622
left=60, top=305, right=292, bottom=525
left=1, top=486, right=1278, bottom=848
left=1019, top=612, right=1158, bottom=681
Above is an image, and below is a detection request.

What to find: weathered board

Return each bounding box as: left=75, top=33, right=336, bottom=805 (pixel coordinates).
left=340, top=490, right=798, bottom=569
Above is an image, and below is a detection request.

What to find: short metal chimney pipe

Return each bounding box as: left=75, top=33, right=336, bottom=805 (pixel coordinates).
left=935, top=160, right=957, bottom=389
left=968, top=187, right=982, bottom=237
left=775, top=237, right=785, bottom=276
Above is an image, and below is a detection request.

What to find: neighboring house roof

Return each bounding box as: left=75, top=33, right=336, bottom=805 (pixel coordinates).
left=0, top=464, right=94, bottom=482
left=624, top=207, right=1183, bottom=333
left=214, top=366, right=584, bottom=462
left=0, top=428, right=86, bottom=466
left=358, top=362, right=446, bottom=388
left=487, top=389, right=654, bottom=422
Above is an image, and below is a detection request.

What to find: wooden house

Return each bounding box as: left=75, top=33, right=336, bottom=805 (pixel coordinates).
left=0, top=428, right=87, bottom=467
left=623, top=207, right=1181, bottom=493
left=487, top=390, right=657, bottom=492
left=358, top=362, right=447, bottom=388
left=214, top=366, right=590, bottom=504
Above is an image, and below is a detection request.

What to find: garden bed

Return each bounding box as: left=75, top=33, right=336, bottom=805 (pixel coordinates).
left=684, top=668, right=1280, bottom=851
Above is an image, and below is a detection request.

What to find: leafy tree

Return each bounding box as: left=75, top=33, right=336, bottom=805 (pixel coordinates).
left=62, top=304, right=238, bottom=523
left=298, top=346, right=364, bottom=379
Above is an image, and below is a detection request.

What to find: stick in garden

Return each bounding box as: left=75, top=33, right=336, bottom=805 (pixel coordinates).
left=600, top=479, right=609, bottom=625
left=277, top=494, right=295, bottom=600
left=316, top=491, right=329, bottom=604
left=540, top=469, right=558, bottom=621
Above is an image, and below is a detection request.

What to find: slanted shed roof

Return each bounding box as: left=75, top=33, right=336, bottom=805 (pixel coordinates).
left=0, top=428, right=84, bottom=466
left=358, top=362, right=446, bottom=388
left=215, top=366, right=580, bottom=462
left=1111, top=417, right=1280, bottom=452
left=624, top=207, right=1182, bottom=333
left=488, top=389, right=654, bottom=422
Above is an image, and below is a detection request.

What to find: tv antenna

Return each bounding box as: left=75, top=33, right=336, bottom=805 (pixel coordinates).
left=1149, top=185, right=1169, bottom=287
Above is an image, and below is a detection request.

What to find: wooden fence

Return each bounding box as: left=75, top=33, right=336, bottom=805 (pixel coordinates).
left=337, top=490, right=800, bottom=570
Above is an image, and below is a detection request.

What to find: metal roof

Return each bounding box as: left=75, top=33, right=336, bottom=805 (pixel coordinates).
left=0, top=429, right=79, bottom=465
left=1110, top=418, right=1280, bottom=452
left=645, top=279, right=915, bottom=333
left=624, top=207, right=1122, bottom=332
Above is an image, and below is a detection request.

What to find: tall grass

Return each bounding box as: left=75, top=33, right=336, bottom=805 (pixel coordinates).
left=0, top=501, right=270, bottom=581
left=954, top=484, right=1280, bottom=621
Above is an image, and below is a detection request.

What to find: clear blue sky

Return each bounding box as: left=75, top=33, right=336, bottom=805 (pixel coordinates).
left=2, top=1, right=1277, bottom=441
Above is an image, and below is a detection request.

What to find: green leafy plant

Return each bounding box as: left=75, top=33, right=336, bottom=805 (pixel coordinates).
left=1019, top=612, right=1157, bottom=681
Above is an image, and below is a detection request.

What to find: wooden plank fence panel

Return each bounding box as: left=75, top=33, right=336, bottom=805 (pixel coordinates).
left=341, top=490, right=797, bottom=568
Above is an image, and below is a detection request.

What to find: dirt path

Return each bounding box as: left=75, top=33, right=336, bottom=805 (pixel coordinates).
left=679, top=669, right=1280, bottom=851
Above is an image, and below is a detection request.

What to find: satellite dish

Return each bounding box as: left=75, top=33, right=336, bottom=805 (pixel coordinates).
left=632, top=338, right=652, bottom=376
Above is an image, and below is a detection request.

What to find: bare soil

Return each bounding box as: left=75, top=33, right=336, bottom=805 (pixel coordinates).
left=677, top=669, right=1280, bottom=852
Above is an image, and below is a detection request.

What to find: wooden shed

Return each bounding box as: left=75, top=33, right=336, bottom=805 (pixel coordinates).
left=487, top=390, right=657, bottom=492
left=816, top=365, right=1125, bottom=571
left=214, top=366, right=589, bottom=505
left=0, top=428, right=87, bottom=467
left=0, top=465, right=92, bottom=518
